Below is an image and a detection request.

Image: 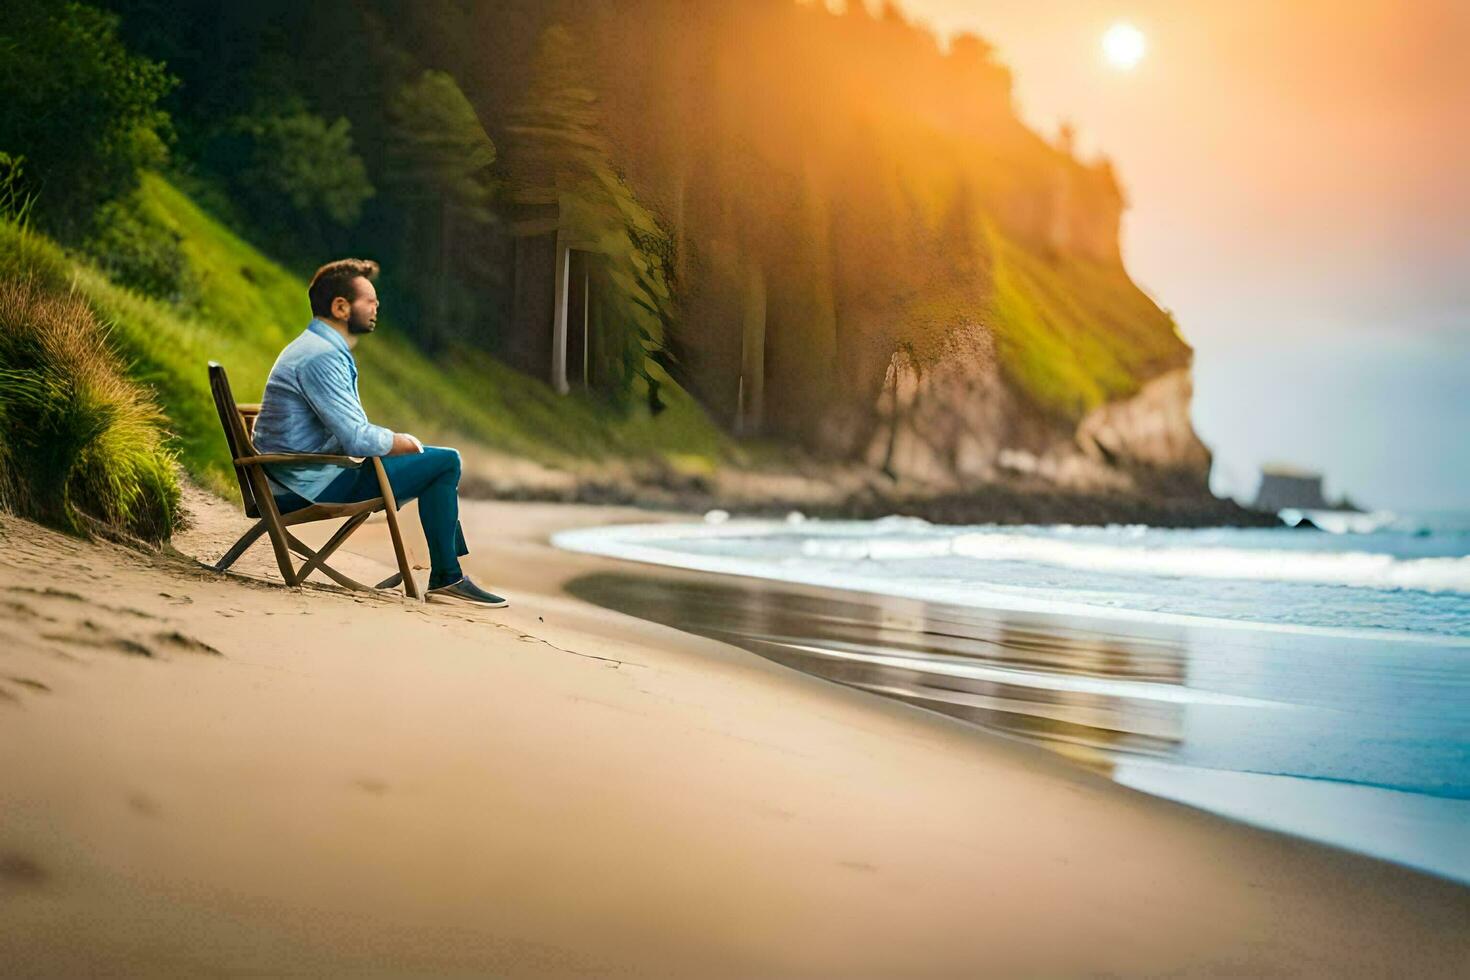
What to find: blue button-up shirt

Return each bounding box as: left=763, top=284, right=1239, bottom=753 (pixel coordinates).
left=251, top=319, right=395, bottom=501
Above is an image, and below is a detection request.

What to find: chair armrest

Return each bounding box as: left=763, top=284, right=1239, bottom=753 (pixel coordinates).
left=235, top=453, right=367, bottom=467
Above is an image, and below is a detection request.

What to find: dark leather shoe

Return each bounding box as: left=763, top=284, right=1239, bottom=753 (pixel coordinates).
left=426, top=575, right=509, bottom=608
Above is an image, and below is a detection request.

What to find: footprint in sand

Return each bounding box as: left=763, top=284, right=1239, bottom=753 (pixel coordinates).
left=0, top=599, right=55, bottom=623
left=41, top=626, right=155, bottom=658
left=151, top=631, right=222, bottom=657
left=26, top=610, right=224, bottom=661
left=0, top=853, right=46, bottom=887
left=3, top=585, right=88, bottom=604
left=352, top=777, right=390, bottom=796
left=3, top=586, right=156, bottom=621
left=127, top=792, right=162, bottom=817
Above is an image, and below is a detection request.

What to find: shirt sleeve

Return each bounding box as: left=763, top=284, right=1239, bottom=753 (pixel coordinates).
left=296, top=352, right=395, bottom=458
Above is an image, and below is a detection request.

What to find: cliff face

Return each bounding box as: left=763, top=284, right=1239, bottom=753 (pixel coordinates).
left=856, top=334, right=1209, bottom=495
left=1075, top=369, right=1212, bottom=476
left=786, top=192, right=1210, bottom=494
left=468, top=0, right=1214, bottom=494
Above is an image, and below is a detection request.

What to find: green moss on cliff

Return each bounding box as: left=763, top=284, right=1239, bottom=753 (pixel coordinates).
left=983, top=221, right=1191, bottom=422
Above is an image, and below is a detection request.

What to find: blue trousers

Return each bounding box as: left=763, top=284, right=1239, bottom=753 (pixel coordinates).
left=275, top=446, right=468, bottom=588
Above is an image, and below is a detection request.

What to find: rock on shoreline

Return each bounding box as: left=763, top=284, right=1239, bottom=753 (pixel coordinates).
left=463, top=464, right=1280, bottom=529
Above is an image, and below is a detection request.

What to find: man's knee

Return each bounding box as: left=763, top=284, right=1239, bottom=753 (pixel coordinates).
left=425, top=446, right=461, bottom=481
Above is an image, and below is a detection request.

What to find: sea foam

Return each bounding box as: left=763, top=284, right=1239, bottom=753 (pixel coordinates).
left=799, top=532, right=1470, bottom=594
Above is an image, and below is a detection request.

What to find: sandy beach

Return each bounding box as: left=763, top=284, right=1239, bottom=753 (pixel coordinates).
left=1, top=490, right=1467, bottom=977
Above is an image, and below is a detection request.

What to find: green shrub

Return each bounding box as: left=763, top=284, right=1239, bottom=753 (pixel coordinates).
left=0, top=152, right=36, bottom=226
left=196, top=101, right=374, bottom=257
left=0, top=274, right=179, bottom=543
left=82, top=193, right=196, bottom=302
left=0, top=216, right=68, bottom=295
left=0, top=0, right=175, bottom=239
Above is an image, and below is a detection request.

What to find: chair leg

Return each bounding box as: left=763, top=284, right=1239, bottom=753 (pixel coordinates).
left=260, top=512, right=299, bottom=586
left=283, top=531, right=375, bottom=592
left=237, top=467, right=302, bottom=586
left=214, top=521, right=267, bottom=572
left=291, top=512, right=370, bottom=584
left=285, top=532, right=410, bottom=595
left=372, top=458, right=420, bottom=600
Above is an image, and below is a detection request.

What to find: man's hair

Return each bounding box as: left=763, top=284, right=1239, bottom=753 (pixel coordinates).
left=308, top=258, right=379, bottom=318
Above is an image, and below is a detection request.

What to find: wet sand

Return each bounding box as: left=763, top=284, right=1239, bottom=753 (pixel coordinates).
left=565, top=569, right=1470, bottom=884
left=0, top=492, right=1467, bottom=976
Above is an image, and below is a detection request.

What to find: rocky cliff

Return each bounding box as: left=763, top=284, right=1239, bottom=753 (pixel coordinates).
left=469, top=0, right=1217, bottom=501
left=860, top=328, right=1209, bottom=498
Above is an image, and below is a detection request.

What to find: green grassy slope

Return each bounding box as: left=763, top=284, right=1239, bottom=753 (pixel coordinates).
left=1, top=174, right=730, bottom=499
left=0, top=276, right=179, bottom=542
left=981, top=220, right=1193, bottom=422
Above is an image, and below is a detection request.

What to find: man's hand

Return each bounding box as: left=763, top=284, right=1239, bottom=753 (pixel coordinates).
left=389, top=432, right=424, bottom=456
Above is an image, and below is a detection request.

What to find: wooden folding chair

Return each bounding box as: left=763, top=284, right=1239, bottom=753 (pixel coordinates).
left=208, top=361, right=420, bottom=599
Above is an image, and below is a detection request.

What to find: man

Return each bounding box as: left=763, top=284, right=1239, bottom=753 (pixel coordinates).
left=251, top=258, right=507, bottom=607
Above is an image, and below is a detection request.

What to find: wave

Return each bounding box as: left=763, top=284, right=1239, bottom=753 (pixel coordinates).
left=799, top=532, right=1470, bottom=595
left=552, top=522, right=1470, bottom=645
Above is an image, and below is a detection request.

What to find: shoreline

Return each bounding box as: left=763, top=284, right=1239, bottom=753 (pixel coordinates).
left=467, top=480, right=1285, bottom=530
left=556, top=559, right=1470, bottom=886
left=550, top=518, right=1469, bottom=647
left=456, top=445, right=1283, bottom=530
left=1, top=491, right=1466, bottom=975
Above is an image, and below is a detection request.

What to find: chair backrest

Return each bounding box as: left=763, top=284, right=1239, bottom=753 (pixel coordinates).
left=208, top=361, right=261, bottom=519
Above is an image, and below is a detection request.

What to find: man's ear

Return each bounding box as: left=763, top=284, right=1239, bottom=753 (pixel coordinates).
left=331, top=295, right=350, bottom=321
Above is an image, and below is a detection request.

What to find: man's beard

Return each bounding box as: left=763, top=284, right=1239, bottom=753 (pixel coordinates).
left=347, top=310, right=376, bottom=335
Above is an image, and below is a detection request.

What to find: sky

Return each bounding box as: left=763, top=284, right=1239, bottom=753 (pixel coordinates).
left=879, top=0, right=1470, bottom=510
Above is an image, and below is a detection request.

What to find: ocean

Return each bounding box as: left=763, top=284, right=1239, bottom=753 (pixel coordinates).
left=555, top=510, right=1470, bottom=884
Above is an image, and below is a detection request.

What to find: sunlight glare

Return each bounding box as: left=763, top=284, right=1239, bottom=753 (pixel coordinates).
left=1102, top=22, right=1147, bottom=70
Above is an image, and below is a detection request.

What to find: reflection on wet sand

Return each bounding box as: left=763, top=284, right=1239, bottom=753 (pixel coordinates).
left=568, top=572, right=1189, bottom=775
left=567, top=569, right=1470, bottom=883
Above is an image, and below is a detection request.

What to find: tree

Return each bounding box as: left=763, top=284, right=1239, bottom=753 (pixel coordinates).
left=382, top=70, right=499, bottom=347
left=501, top=24, right=677, bottom=408
left=0, top=0, right=175, bottom=239
left=232, top=104, right=376, bottom=235
left=500, top=25, right=606, bottom=204
left=385, top=70, right=497, bottom=224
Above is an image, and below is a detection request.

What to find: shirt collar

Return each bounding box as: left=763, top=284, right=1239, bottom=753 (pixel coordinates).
left=307, top=317, right=352, bottom=355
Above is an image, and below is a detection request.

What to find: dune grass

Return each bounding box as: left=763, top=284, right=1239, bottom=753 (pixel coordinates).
left=0, top=173, right=732, bottom=505
left=0, top=276, right=179, bottom=542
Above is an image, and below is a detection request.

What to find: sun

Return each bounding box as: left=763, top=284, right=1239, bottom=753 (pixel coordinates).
left=1102, top=22, right=1147, bottom=71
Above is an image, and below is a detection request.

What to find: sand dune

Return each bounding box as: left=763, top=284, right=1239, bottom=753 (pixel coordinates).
left=0, top=489, right=1466, bottom=976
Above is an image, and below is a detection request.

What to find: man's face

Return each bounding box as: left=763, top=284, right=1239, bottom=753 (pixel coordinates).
left=337, top=276, right=379, bottom=335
